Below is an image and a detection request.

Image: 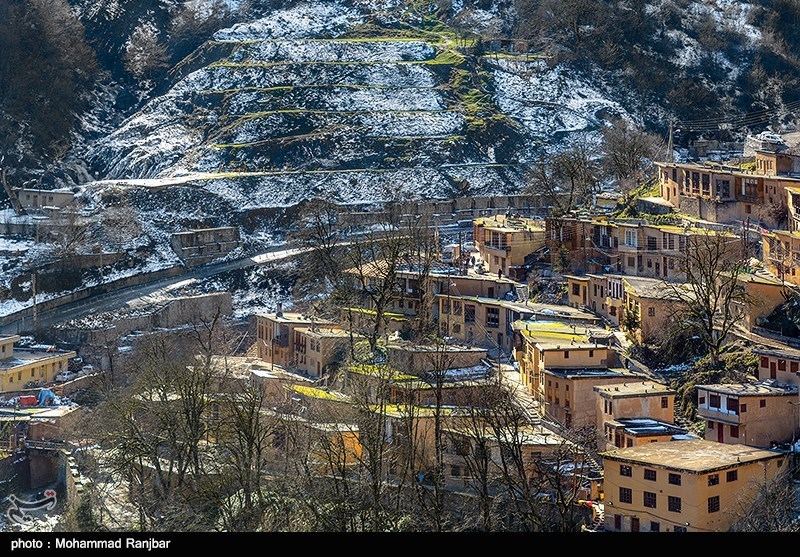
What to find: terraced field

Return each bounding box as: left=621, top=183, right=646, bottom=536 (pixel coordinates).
left=88, top=2, right=528, bottom=207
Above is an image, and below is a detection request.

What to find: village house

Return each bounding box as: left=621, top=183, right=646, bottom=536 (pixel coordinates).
left=442, top=425, right=593, bottom=496
left=541, top=367, right=643, bottom=428
left=565, top=273, right=626, bottom=325
left=285, top=384, right=355, bottom=421
left=344, top=261, right=519, bottom=319
left=291, top=327, right=354, bottom=378
left=755, top=346, right=800, bottom=385
left=513, top=320, right=616, bottom=397
left=0, top=335, right=76, bottom=393
left=697, top=382, right=799, bottom=447
left=732, top=271, right=791, bottom=330
left=385, top=341, right=488, bottom=374
left=761, top=229, right=800, bottom=286
left=255, top=306, right=337, bottom=369
left=600, top=418, right=689, bottom=451
left=602, top=439, right=787, bottom=532
left=370, top=404, right=471, bottom=476
left=342, top=359, right=494, bottom=407
left=621, top=276, right=688, bottom=344
left=595, top=380, right=678, bottom=449
left=473, top=214, right=546, bottom=280
left=760, top=180, right=800, bottom=285
left=655, top=148, right=798, bottom=228
left=548, top=217, right=740, bottom=279
left=441, top=294, right=601, bottom=356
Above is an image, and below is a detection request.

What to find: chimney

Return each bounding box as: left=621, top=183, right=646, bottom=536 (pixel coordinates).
left=276, top=302, right=283, bottom=318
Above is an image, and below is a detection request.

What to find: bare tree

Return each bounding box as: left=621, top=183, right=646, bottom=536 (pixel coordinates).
left=526, top=136, right=599, bottom=217
left=663, top=230, right=748, bottom=366
left=341, top=217, right=411, bottom=353
left=124, top=24, right=170, bottom=82
left=48, top=202, right=90, bottom=257
left=601, top=119, right=661, bottom=193
left=729, top=466, right=799, bottom=532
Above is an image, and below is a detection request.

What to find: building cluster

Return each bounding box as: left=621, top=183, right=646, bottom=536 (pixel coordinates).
left=6, top=143, right=800, bottom=532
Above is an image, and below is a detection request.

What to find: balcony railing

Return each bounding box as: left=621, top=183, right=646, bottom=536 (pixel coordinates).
left=697, top=406, right=740, bottom=424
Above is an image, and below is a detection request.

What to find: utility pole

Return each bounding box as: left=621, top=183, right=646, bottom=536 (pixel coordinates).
left=667, top=120, right=675, bottom=163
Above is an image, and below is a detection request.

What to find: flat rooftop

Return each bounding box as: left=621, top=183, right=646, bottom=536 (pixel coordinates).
left=736, top=271, right=785, bottom=286
left=444, top=425, right=565, bottom=446
left=698, top=382, right=797, bottom=396
left=543, top=367, right=635, bottom=379
left=289, top=384, right=349, bottom=402
left=294, top=327, right=350, bottom=338
left=474, top=215, right=545, bottom=233
left=387, top=341, right=487, bottom=354
left=0, top=348, right=76, bottom=370
left=257, top=312, right=334, bottom=325
left=595, top=381, right=675, bottom=398
left=622, top=276, right=688, bottom=300
left=606, top=418, right=687, bottom=437
left=0, top=404, right=78, bottom=419
left=754, top=345, right=800, bottom=360
left=516, top=321, right=613, bottom=347
left=602, top=439, right=784, bottom=473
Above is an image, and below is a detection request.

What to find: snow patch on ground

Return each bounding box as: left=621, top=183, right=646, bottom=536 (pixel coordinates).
left=492, top=59, right=631, bottom=139
left=213, top=2, right=362, bottom=42
left=230, top=40, right=435, bottom=63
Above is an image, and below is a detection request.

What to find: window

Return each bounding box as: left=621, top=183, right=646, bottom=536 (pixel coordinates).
left=708, top=496, right=720, bottom=514
left=779, top=359, right=787, bottom=371
left=708, top=474, right=719, bottom=486
left=620, top=465, right=632, bottom=477
left=740, top=403, right=747, bottom=413
left=451, top=466, right=461, bottom=477
left=564, top=351, right=570, bottom=359
left=792, top=362, right=799, bottom=373
left=760, top=399, right=766, bottom=408
left=614, top=514, right=622, bottom=531
left=668, top=496, right=682, bottom=513
left=668, top=473, right=681, bottom=486
left=661, top=396, right=669, bottom=409
left=589, top=350, right=594, bottom=358
left=709, top=394, right=721, bottom=408
left=650, top=522, right=660, bottom=532
left=619, top=487, right=632, bottom=504
left=727, top=470, right=738, bottom=482
left=730, top=425, right=739, bottom=438
left=708, top=420, right=714, bottom=429
left=760, top=356, right=769, bottom=368
left=727, top=398, right=739, bottom=414
left=628, top=257, right=635, bottom=267
left=644, top=469, right=657, bottom=481
left=486, top=307, right=500, bottom=328
left=643, top=491, right=657, bottom=509
left=465, top=305, right=476, bottom=323
left=572, top=283, right=580, bottom=296
left=647, top=307, right=655, bottom=317
left=698, top=396, right=706, bottom=405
